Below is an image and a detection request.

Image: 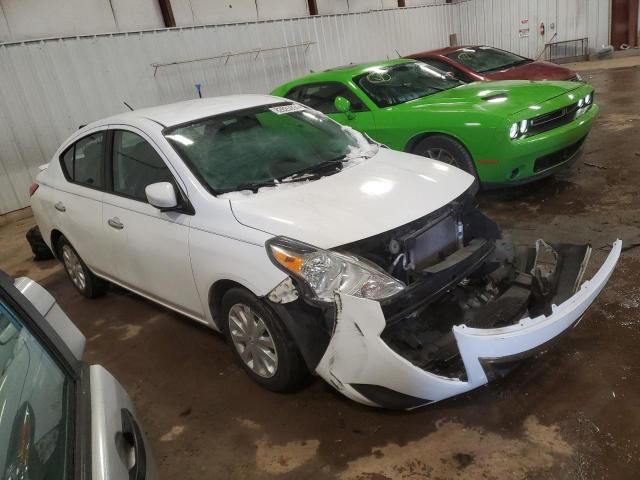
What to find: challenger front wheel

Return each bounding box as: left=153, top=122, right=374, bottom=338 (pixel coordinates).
left=413, top=135, right=478, bottom=179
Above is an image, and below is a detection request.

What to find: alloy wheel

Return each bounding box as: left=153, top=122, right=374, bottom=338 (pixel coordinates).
left=62, top=245, right=86, bottom=292
left=425, top=148, right=459, bottom=168
left=228, top=303, right=278, bottom=378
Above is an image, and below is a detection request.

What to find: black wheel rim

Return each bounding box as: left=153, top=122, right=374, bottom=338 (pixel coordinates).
left=424, top=148, right=460, bottom=168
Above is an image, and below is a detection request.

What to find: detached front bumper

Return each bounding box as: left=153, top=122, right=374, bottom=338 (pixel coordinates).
left=315, top=240, right=621, bottom=409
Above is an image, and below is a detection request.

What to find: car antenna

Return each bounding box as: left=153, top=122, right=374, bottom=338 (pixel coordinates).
left=395, top=49, right=401, bottom=58
left=123, top=101, right=135, bottom=111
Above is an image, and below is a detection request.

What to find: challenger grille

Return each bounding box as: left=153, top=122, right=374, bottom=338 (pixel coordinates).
left=533, top=136, right=586, bottom=172
left=527, top=101, right=587, bottom=136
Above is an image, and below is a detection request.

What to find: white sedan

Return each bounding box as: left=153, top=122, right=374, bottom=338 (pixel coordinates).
left=30, top=95, right=621, bottom=409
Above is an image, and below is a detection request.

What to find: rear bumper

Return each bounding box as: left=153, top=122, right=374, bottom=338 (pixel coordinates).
left=315, top=239, right=621, bottom=409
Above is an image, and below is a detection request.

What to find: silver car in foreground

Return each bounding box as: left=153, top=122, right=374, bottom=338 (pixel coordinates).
left=0, top=271, right=155, bottom=480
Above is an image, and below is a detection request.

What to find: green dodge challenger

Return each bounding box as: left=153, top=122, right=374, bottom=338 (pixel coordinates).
left=271, top=59, right=597, bottom=186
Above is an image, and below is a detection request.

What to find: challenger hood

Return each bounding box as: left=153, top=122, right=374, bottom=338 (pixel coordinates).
left=403, top=80, right=583, bottom=116
left=228, top=148, right=474, bottom=249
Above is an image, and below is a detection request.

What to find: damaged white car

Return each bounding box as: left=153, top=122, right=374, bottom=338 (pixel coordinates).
left=30, top=95, right=621, bottom=409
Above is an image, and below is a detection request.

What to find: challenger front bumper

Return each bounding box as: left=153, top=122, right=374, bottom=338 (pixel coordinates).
left=315, top=240, right=621, bottom=409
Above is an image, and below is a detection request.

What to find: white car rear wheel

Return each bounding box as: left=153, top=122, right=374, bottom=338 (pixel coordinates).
left=56, top=236, right=106, bottom=298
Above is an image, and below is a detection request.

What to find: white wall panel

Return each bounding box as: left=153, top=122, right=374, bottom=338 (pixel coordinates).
left=0, top=4, right=457, bottom=213
left=405, top=0, right=448, bottom=6
left=345, top=0, right=390, bottom=13
left=110, top=0, right=165, bottom=31
left=457, top=0, right=608, bottom=59
left=169, top=0, right=198, bottom=26
left=0, top=0, right=118, bottom=41
left=317, top=0, right=350, bottom=15
left=257, top=0, right=309, bottom=20
left=188, top=0, right=258, bottom=24
left=587, top=0, right=610, bottom=51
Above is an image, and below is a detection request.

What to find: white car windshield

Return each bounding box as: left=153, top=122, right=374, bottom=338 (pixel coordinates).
left=164, top=103, right=369, bottom=194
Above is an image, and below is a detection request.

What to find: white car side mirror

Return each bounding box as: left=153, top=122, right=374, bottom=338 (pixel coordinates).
left=145, top=182, right=178, bottom=210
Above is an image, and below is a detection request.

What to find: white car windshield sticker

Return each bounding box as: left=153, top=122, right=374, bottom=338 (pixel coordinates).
left=269, top=104, right=306, bottom=115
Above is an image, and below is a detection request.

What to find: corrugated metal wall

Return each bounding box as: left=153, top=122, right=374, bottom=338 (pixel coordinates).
left=0, top=4, right=457, bottom=214
left=457, top=0, right=610, bottom=59
left=0, top=0, right=612, bottom=214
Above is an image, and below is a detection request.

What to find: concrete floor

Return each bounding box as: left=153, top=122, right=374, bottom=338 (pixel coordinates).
left=2, top=63, right=640, bottom=480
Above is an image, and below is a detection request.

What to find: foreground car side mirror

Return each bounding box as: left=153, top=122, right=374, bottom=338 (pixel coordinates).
left=145, top=182, right=178, bottom=210
left=334, top=96, right=354, bottom=119
left=13, top=277, right=86, bottom=360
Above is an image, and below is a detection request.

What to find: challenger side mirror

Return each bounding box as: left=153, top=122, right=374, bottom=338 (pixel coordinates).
left=334, top=96, right=355, bottom=119
left=145, top=182, right=178, bottom=210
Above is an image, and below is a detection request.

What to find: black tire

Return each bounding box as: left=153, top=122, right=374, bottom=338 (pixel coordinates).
left=221, top=287, right=309, bottom=392
left=412, top=134, right=478, bottom=179
left=56, top=236, right=107, bottom=298
left=26, top=226, right=55, bottom=261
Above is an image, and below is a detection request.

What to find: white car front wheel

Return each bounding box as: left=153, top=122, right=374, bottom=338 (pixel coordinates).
left=221, top=287, right=308, bottom=392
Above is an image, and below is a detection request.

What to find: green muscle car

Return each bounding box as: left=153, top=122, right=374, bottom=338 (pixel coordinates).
left=271, top=59, right=597, bottom=186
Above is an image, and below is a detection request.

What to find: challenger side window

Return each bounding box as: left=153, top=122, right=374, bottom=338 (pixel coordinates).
left=285, top=83, right=367, bottom=114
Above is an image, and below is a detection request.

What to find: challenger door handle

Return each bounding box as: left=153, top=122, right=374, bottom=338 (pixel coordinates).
left=108, top=217, right=124, bottom=230
left=120, top=408, right=147, bottom=480
left=54, top=202, right=66, bottom=212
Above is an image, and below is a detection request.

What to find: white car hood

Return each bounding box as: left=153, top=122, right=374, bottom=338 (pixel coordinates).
left=229, top=148, right=475, bottom=249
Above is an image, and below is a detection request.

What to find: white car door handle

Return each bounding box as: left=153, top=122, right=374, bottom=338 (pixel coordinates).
left=54, top=201, right=66, bottom=212
left=108, top=217, right=124, bottom=230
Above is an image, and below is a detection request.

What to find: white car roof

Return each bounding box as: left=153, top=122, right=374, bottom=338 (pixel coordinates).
left=89, top=94, right=286, bottom=129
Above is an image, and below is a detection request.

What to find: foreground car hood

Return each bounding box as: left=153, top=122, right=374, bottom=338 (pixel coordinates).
left=483, top=61, right=576, bottom=81
left=229, top=149, right=474, bottom=249
left=404, top=80, right=582, bottom=115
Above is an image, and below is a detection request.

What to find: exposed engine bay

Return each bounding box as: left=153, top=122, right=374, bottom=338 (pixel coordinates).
left=338, top=192, right=592, bottom=380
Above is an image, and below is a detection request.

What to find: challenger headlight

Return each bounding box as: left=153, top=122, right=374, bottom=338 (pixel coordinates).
left=509, top=123, right=519, bottom=139
left=578, top=98, right=584, bottom=108
left=509, top=119, right=529, bottom=139
left=584, top=93, right=592, bottom=105
left=267, top=237, right=405, bottom=303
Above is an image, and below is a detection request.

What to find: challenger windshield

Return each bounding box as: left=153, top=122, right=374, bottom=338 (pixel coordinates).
left=164, top=103, right=369, bottom=194
left=356, top=62, right=464, bottom=108
left=446, top=47, right=531, bottom=73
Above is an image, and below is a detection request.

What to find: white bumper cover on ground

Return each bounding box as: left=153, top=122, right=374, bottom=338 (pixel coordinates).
left=315, top=240, right=622, bottom=408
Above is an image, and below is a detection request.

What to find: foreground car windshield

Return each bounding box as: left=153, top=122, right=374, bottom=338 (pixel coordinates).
left=446, top=47, right=530, bottom=73
left=164, top=103, right=359, bottom=193
left=356, top=62, right=464, bottom=108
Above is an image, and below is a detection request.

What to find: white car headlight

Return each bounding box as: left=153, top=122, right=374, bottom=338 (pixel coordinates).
left=267, top=237, right=405, bottom=303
